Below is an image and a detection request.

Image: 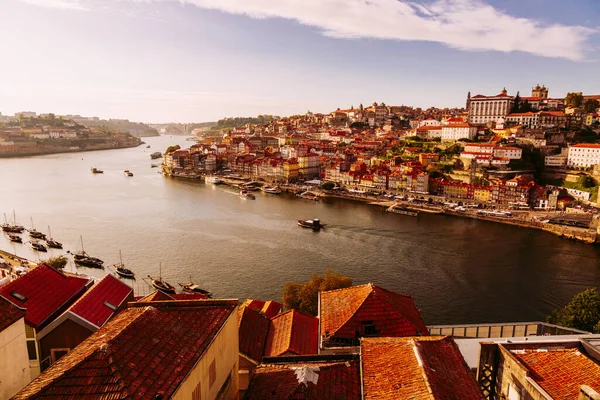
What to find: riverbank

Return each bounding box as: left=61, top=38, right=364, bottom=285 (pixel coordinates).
left=0, top=140, right=142, bottom=158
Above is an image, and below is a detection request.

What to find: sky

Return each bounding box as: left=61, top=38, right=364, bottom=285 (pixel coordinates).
left=0, top=0, right=599, bottom=123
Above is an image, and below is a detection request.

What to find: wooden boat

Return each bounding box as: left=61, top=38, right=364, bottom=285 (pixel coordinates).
left=240, top=190, right=256, bottom=200
left=45, top=226, right=63, bottom=249
left=205, top=176, right=223, bottom=184
left=148, top=263, right=175, bottom=294
left=28, top=218, right=47, bottom=240
left=297, top=219, right=326, bottom=230
left=297, top=191, right=320, bottom=201
left=386, top=205, right=419, bottom=217
left=91, top=167, right=104, bottom=174
left=261, top=186, right=282, bottom=194
left=179, top=280, right=212, bottom=298
left=2, top=211, right=25, bottom=233
left=113, top=250, right=135, bottom=279
left=30, top=241, right=47, bottom=252
left=71, top=236, right=104, bottom=269
left=150, top=152, right=162, bottom=159
left=8, top=234, right=22, bottom=243
left=124, top=170, right=134, bottom=177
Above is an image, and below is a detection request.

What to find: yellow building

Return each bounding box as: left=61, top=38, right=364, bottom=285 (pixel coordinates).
left=283, top=159, right=299, bottom=182
left=585, top=113, right=594, bottom=126
left=474, top=187, right=491, bottom=202
left=0, top=297, right=30, bottom=399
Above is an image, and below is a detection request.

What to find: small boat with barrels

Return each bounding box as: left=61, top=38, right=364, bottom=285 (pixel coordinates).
left=30, top=241, right=47, bottom=252
left=28, top=218, right=46, bottom=240
left=240, top=190, right=256, bottom=200
left=261, top=186, right=282, bottom=194
left=2, top=211, right=25, bottom=233
left=8, top=234, right=22, bottom=243
left=45, top=226, right=63, bottom=249
left=148, top=263, right=175, bottom=294
left=91, top=167, right=104, bottom=174
left=70, top=236, right=104, bottom=269
left=297, top=218, right=326, bottom=230
left=113, top=250, right=135, bottom=279
left=179, top=280, right=212, bottom=298
left=124, top=170, right=134, bottom=177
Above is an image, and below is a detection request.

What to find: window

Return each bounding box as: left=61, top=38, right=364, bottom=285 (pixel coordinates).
left=361, top=320, right=379, bottom=336
left=209, top=359, right=216, bottom=388
left=27, top=340, right=37, bottom=360
left=51, top=348, right=70, bottom=363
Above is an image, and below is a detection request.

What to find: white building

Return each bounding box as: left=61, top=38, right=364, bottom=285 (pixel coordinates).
left=566, top=144, right=600, bottom=168
left=467, top=88, right=513, bottom=125
left=418, top=119, right=442, bottom=127
left=545, top=155, right=567, bottom=168
left=505, top=112, right=540, bottom=128
left=463, top=143, right=495, bottom=154
left=440, top=123, right=477, bottom=141
left=493, top=147, right=522, bottom=160
left=0, top=298, right=30, bottom=399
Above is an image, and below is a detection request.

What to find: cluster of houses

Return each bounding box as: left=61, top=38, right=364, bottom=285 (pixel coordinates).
left=163, top=84, right=599, bottom=208
left=2, top=263, right=600, bottom=399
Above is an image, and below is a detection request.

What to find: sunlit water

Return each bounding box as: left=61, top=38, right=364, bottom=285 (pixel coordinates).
left=1, top=135, right=599, bottom=324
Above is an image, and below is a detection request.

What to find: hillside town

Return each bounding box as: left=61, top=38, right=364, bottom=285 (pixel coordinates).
left=0, top=113, right=142, bottom=156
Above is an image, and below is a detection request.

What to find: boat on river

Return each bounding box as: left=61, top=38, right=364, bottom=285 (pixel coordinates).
left=30, top=241, right=47, bottom=252
left=45, top=226, right=63, bottom=249
left=113, top=250, right=135, bottom=279
left=386, top=205, right=419, bottom=217
left=297, top=218, right=326, bottom=230
left=297, top=191, right=320, bottom=201
left=205, top=176, right=223, bottom=184
left=179, top=280, right=212, bottom=298
left=150, top=152, right=162, bottom=160
left=91, top=167, right=104, bottom=174
left=261, top=186, right=282, bottom=194
left=71, top=236, right=104, bottom=269
left=8, top=234, right=22, bottom=243
left=148, top=263, right=175, bottom=293
left=2, top=211, right=25, bottom=233
left=124, top=170, right=134, bottom=177
left=240, top=190, right=256, bottom=200
left=28, top=218, right=46, bottom=240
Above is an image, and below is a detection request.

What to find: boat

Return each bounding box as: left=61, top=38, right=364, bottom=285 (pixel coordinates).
left=150, top=164, right=159, bottom=168
left=45, top=226, right=63, bottom=249
left=1, top=211, right=25, bottom=233
left=150, top=152, right=162, bottom=160
left=8, top=234, right=22, bottom=243
left=179, top=280, right=212, bottom=298
left=30, top=241, right=47, bottom=252
left=91, top=167, right=104, bottom=174
left=124, top=170, right=134, bottom=177
left=146, top=145, right=151, bottom=148
left=71, top=236, right=104, bottom=269
left=28, top=218, right=47, bottom=240
left=239, top=184, right=260, bottom=192
left=205, top=176, right=223, bottom=184
left=261, top=186, right=282, bottom=194
left=148, top=263, right=175, bottom=294
left=297, top=191, right=320, bottom=201
left=386, top=205, right=419, bottom=217
left=297, top=219, right=326, bottom=230
left=113, top=250, right=135, bottom=279
left=240, top=190, right=256, bottom=200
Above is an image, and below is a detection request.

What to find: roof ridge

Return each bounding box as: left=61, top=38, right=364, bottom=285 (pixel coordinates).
left=320, top=282, right=371, bottom=295
left=328, top=284, right=373, bottom=337
left=412, top=339, right=436, bottom=400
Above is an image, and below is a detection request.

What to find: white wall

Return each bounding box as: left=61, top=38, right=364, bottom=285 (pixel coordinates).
left=0, top=318, right=31, bottom=399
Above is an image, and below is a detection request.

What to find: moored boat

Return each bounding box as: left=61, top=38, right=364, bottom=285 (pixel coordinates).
left=297, top=191, right=320, bottom=201
left=179, top=281, right=212, bottom=298
left=386, top=205, right=419, bottom=217
left=148, top=276, right=176, bottom=294
left=8, top=234, right=22, bottom=243
left=205, top=176, right=223, bottom=184
left=261, top=186, right=282, bottom=194
left=45, top=226, right=63, bottom=249
left=113, top=250, right=135, bottom=279
left=30, top=241, right=47, bottom=252
left=150, top=152, right=162, bottom=159
left=91, top=167, right=104, bottom=174
left=240, top=190, right=256, bottom=200
left=71, top=236, right=104, bottom=269
left=2, top=211, right=25, bottom=233
left=28, top=218, right=46, bottom=240
left=297, top=218, right=326, bottom=230
left=124, top=170, right=134, bottom=177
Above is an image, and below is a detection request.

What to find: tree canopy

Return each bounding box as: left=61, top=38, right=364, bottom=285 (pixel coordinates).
left=282, top=269, right=353, bottom=316
left=565, top=92, right=583, bottom=108
left=584, top=99, right=600, bottom=113
left=43, top=256, right=68, bottom=269
left=547, top=288, right=600, bottom=333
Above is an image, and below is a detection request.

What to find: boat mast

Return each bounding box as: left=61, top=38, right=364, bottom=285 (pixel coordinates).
left=80, top=235, right=85, bottom=254
left=159, top=262, right=162, bottom=280
left=48, top=226, right=52, bottom=239
left=119, top=249, right=123, bottom=265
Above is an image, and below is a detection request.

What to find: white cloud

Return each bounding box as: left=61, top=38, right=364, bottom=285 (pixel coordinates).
left=18, top=0, right=88, bottom=10
left=175, top=0, right=595, bottom=61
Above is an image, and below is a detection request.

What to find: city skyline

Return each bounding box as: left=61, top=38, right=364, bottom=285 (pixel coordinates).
left=1, top=0, right=599, bottom=123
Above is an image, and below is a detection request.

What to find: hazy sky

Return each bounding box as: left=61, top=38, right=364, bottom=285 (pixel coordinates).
left=1, top=0, right=599, bottom=123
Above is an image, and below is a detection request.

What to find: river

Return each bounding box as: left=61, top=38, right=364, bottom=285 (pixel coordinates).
left=1, top=135, right=599, bottom=325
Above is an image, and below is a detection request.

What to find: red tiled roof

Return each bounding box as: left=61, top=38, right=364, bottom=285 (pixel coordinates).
left=240, top=299, right=282, bottom=318
left=362, top=336, right=483, bottom=399
left=0, top=294, right=26, bottom=331
left=136, top=290, right=173, bottom=302
left=14, top=300, right=237, bottom=400
left=239, top=306, right=270, bottom=363
left=69, top=275, right=133, bottom=328
left=265, top=310, right=318, bottom=357
left=0, top=265, right=89, bottom=330
left=510, top=347, right=600, bottom=399
left=243, top=360, right=361, bottom=400
left=572, top=143, right=600, bottom=148
left=320, top=283, right=428, bottom=342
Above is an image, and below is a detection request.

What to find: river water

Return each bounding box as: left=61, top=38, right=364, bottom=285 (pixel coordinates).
left=1, top=135, right=599, bottom=325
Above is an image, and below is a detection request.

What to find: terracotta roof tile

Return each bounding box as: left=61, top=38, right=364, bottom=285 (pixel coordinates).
left=239, top=299, right=282, bottom=318
left=362, top=336, right=483, bottom=399
left=239, top=306, right=270, bottom=363
left=510, top=347, right=600, bottom=399
left=265, top=310, right=318, bottom=357
left=0, top=294, right=26, bottom=331
left=0, top=264, right=89, bottom=330
left=136, top=290, right=173, bottom=303
left=320, top=284, right=428, bottom=344
left=13, top=300, right=237, bottom=399
left=69, top=275, right=133, bottom=328
left=244, top=360, right=361, bottom=400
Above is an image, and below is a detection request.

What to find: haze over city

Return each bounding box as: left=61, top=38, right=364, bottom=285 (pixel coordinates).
left=1, top=0, right=599, bottom=122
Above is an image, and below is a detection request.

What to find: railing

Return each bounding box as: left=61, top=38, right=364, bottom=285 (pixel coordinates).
left=427, top=321, right=590, bottom=339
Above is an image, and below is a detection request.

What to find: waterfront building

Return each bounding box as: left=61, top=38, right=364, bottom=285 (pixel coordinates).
left=0, top=264, right=90, bottom=380
left=467, top=88, right=514, bottom=126
left=14, top=299, right=240, bottom=400
left=567, top=143, right=600, bottom=169
left=0, top=296, right=29, bottom=399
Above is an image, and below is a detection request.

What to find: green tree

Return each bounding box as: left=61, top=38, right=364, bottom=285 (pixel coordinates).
left=565, top=92, right=583, bottom=108
left=519, top=100, right=532, bottom=113
left=321, top=181, right=335, bottom=190
left=547, top=288, right=600, bottom=332
left=511, top=91, right=521, bottom=113
left=282, top=269, right=353, bottom=316
left=165, top=144, right=181, bottom=154
left=577, top=175, right=595, bottom=189
left=584, top=99, right=600, bottom=113
left=43, top=256, right=68, bottom=269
